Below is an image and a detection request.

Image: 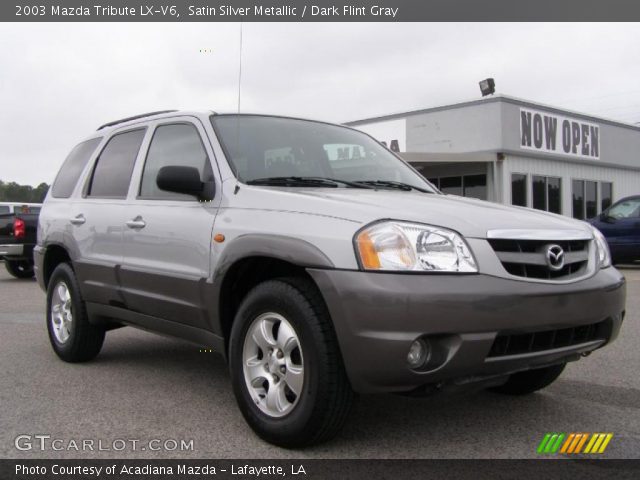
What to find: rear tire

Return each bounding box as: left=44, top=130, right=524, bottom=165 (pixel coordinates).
left=46, top=263, right=105, bottom=362
left=5, top=260, right=34, bottom=279
left=229, top=278, right=354, bottom=447
left=490, top=363, right=566, bottom=395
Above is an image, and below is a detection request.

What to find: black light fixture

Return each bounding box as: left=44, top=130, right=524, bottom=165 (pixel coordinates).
left=479, top=78, right=495, bottom=97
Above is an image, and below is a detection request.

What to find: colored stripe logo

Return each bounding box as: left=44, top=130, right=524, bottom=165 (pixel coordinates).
left=537, top=433, right=613, bottom=454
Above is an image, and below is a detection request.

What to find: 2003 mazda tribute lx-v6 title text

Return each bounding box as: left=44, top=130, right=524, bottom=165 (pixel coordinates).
left=35, top=110, right=626, bottom=447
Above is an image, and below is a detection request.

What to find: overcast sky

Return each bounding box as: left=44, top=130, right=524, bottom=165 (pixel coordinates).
left=1, top=22, right=640, bottom=185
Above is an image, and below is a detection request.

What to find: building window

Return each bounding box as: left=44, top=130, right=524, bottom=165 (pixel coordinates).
left=532, top=175, right=562, bottom=214
left=463, top=174, right=487, bottom=200
left=601, top=182, right=613, bottom=212
left=428, top=175, right=487, bottom=199
left=585, top=180, right=598, bottom=219
left=572, top=180, right=585, bottom=220
left=532, top=175, right=546, bottom=211
left=511, top=173, right=527, bottom=207
left=573, top=179, right=607, bottom=219
left=548, top=177, right=562, bottom=214
left=439, top=176, right=462, bottom=196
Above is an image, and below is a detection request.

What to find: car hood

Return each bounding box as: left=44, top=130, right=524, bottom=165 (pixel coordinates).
left=230, top=184, right=593, bottom=239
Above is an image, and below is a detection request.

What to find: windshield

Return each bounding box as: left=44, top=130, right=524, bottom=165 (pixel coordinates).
left=607, top=198, right=640, bottom=219
left=211, top=115, right=436, bottom=192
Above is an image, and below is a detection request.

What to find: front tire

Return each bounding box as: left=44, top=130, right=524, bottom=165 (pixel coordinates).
left=46, top=263, right=105, bottom=362
left=5, top=260, right=34, bottom=279
left=490, top=363, right=566, bottom=395
left=229, top=278, right=354, bottom=447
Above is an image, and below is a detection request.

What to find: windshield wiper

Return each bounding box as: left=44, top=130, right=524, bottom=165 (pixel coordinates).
left=245, top=176, right=375, bottom=189
left=354, top=180, right=433, bottom=193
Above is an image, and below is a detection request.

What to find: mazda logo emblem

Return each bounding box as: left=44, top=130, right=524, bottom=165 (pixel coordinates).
left=545, top=244, right=565, bottom=271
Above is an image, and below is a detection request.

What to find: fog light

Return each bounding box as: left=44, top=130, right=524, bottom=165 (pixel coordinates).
left=407, top=339, right=431, bottom=368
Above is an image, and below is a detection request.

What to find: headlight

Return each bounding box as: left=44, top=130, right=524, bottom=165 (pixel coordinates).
left=590, top=225, right=612, bottom=269
left=355, top=221, right=478, bottom=272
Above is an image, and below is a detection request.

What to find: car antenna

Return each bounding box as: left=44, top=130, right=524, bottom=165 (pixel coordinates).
left=234, top=22, right=243, bottom=195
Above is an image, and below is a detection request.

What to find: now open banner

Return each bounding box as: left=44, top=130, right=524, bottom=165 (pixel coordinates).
left=520, top=107, right=600, bottom=160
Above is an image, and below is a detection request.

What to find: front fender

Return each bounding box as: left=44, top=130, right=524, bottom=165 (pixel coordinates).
left=214, top=233, right=335, bottom=273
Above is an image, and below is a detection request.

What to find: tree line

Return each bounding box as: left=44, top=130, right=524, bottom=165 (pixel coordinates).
left=0, top=180, right=50, bottom=203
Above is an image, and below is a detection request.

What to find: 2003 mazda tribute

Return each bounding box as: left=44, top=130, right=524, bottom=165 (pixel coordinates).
left=35, top=111, right=626, bottom=446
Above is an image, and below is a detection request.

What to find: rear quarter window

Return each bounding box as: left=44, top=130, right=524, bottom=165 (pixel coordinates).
left=52, top=138, right=103, bottom=198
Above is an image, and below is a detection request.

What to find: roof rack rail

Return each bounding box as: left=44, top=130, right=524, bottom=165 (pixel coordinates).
left=97, top=110, right=178, bottom=130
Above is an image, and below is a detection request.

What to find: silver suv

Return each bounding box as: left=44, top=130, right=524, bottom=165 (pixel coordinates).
left=36, top=110, right=626, bottom=447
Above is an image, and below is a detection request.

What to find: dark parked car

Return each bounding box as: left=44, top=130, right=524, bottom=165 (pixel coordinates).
left=590, top=195, right=640, bottom=264
left=0, top=202, right=41, bottom=278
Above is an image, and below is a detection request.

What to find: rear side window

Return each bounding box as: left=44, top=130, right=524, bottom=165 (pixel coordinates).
left=139, top=123, right=211, bottom=200
left=88, top=129, right=146, bottom=198
left=51, top=138, right=102, bottom=198
left=0, top=206, right=10, bottom=215
left=16, top=205, right=40, bottom=214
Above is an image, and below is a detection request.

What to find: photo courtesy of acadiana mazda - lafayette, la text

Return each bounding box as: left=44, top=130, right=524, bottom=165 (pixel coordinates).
left=34, top=110, right=626, bottom=447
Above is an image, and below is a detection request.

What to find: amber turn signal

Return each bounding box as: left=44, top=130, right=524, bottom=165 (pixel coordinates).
left=356, top=231, right=381, bottom=269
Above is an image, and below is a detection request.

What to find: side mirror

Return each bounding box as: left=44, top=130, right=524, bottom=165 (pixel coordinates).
left=156, top=166, right=215, bottom=201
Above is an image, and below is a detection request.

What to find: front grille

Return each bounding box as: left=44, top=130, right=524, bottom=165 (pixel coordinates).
left=488, top=239, right=589, bottom=280
left=488, top=320, right=608, bottom=358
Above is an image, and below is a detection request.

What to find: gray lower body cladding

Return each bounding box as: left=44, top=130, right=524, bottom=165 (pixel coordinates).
left=307, top=267, right=626, bottom=394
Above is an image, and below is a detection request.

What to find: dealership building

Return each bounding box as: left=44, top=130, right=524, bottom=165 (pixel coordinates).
left=347, top=95, right=640, bottom=220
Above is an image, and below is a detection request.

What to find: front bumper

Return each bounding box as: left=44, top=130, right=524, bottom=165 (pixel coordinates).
left=307, top=267, right=626, bottom=394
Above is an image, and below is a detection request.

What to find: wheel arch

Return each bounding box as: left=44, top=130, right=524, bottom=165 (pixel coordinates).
left=42, top=243, right=73, bottom=289
left=211, top=234, right=335, bottom=357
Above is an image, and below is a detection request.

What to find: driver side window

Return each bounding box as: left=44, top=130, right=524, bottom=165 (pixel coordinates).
left=139, top=123, right=212, bottom=200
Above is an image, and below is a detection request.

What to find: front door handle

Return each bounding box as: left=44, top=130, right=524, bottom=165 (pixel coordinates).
left=126, top=217, right=146, bottom=229
left=70, top=214, right=86, bottom=226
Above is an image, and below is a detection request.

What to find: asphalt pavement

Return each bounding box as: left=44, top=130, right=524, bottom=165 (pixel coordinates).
left=1, top=264, right=638, bottom=459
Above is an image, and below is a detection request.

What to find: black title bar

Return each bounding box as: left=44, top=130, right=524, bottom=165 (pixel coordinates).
left=4, top=0, right=640, bottom=22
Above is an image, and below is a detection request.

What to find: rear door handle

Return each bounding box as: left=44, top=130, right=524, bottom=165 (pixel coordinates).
left=70, top=214, right=86, bottom=225
left=126, top=217, right=146, bottom=229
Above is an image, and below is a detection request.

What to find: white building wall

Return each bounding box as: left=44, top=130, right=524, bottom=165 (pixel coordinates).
left=405, top=101, right=503, bottom=152
left=503, top=154, right=640, bottom=215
